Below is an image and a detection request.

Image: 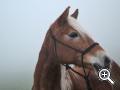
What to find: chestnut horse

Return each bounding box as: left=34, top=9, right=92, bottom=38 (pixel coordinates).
left=32, top=7, right=120, bottom=90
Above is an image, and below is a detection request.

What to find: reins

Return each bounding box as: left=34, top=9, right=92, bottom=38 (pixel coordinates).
left=50, top=29, right=99, bottom=90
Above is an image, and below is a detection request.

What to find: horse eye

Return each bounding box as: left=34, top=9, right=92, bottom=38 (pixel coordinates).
left=68, top=32, right=78, bottom=38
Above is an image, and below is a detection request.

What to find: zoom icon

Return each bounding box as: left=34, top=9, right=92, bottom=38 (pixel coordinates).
left=98, top=69, right=114, bottom=85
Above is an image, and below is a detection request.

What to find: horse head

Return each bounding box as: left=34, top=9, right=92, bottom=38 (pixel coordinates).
left=50, top=7, right=112, bottom=74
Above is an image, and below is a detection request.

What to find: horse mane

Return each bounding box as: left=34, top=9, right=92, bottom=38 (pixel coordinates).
left=32, top=29, right=61, bottom=90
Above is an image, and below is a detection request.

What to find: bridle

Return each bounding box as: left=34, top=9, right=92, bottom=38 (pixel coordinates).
left=50, top=29, right=99, bottom=90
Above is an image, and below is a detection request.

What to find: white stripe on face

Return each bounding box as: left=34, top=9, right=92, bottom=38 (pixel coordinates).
left=67, top=16, right=91, bottom=38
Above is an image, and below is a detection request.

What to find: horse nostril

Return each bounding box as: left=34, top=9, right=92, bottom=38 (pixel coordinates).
left=104, top=56, right=111, bottom=66
left=93, top=63, right=102, bottom=71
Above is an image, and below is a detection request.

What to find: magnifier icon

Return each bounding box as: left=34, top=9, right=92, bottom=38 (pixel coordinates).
left=98, top=69, right=114, bottom=84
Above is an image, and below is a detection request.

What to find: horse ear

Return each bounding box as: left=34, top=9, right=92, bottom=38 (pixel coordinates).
left=57, top=6, right=70, bottom=26
left=71, top=9, right=79, bottom=19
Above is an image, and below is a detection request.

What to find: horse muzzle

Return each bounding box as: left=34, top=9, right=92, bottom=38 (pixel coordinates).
left=93, top=56, right=111, bottom=71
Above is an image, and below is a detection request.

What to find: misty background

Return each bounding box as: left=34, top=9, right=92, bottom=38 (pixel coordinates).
left=0, top=0, right=120, bottom=90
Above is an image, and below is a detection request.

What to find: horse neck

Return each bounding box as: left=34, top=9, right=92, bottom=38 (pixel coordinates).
left=33, top=30, right=62, bottom=90
left=39, top=30, right=74, bottom=90
left=40, top=57, right=61, bottom=90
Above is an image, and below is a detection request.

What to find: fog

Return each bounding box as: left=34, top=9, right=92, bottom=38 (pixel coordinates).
left=0, top=0, right=120, bottom=90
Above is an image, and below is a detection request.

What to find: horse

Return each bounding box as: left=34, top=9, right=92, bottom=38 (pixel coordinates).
left=32, top=7, right=120, bottom=90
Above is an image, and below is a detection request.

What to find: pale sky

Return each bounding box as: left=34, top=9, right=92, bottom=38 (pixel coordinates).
left=0, top=0, right=120, bottom=90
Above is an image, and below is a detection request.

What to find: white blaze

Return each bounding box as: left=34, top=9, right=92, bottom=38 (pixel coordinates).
left=67, top=16, right=90, bottom=37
